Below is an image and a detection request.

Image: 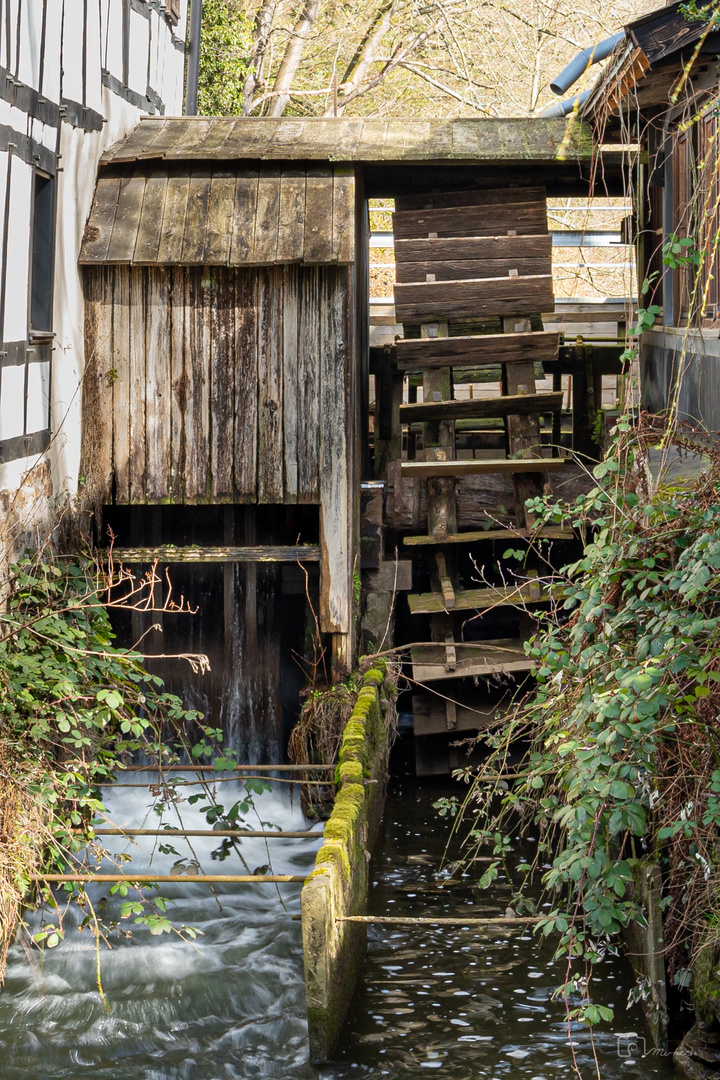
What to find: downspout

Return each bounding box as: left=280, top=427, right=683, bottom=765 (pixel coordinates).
left=549, top=32, right=625, bottom=96
left=185, top=0, right=203, bottom=115
left=539, top=90, right=590, bottom=118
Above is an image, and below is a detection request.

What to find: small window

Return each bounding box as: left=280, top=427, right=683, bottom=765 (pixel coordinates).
left=30, top=172, right=56, bottom=333
left=166, top=0, right=181, bottom=25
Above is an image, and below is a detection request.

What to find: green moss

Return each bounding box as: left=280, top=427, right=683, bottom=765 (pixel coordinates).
left=693, top=936, right=720, bottom=1025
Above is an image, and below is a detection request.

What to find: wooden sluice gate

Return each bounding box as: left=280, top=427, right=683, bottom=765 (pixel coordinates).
left=73, top=114, right=631, bottom=1062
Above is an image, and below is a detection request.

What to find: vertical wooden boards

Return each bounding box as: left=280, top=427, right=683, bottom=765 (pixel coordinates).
left=80, top=268, right=114, bottom=509
left=319, top=267, right=351, bottom=639
left=211, top=270, right=235, bottom=499
left=111, top=267, right=132, bottom=503
left=297, top=267, right=321, bottom=503
left=305, top=167, right=334, bottom=263
left=257, top=266, right=284, bottom=503
left=254, top=168, right=282, bottom=265
left=156, top=174, right=191, bottom=263
left=332, top=166, right=355, bottom=264
left=234, top=269, right=258, bottom=501
left=282, top=265, right=299, bottom=503
left=277, top=171, right=306, bottom=264
left=184, top=270, right=211, bottom=499
left=204, top=173, right=237, bottom=264
left=134, top=173, right=168, bottom=264
left=229, top=170, right=259, bottom=264
left=128, top=267, right=147, bottom=501
left=169, top=267, right=187, bottom=502
left=145, top=267, right=171, bottom=501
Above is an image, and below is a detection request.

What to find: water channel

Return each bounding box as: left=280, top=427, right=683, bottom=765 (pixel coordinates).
left=0, top=774, right=675, bottom=1079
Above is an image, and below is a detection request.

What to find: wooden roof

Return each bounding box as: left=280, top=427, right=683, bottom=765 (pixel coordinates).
left=79, top=164, right=354, bottom=266
left=99, top=116, right=593, bottom=165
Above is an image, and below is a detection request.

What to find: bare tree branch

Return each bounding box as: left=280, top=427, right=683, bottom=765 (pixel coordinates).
left=266, top=0, right=322, bottom=117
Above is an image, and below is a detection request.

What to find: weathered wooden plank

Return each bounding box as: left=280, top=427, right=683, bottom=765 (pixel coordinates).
left=257, top=266, right=284, bottom=502
left=145, top=267, right=171, bottom=501
left=412, top=693, right=501, bottom=736
left=111, top=268, right=132, bottom=503
left=184, top=270, right=211, bottom=500
left=253, top=168, right=282, bottom=264
left=128, top=267, right=147, bottom=501
left=204, top=173, right=237, bottom=263
left=217, top=119, right=278, bottom=159
left=304, top=167, right=334, bottom=263
left=394, top=234, right=551, bottom=264
left=234, top=269, right=258, bottom=501
left=106, top=117, right=165, bottom=161
left=400, top=392, right=563, bottom=424
left=395, top=186, right=547, bottom=212
left=133, top=172, right=168, bottom=264
left=400, top=457, right=566, bottom=479
left=395, top=290, right=555, bottom=325
left=229, top=169, right=259, bottom=264
left=283, top=264, right=299, bottom=502
left=277, top=170, right=306, bottom=263
left=80, top=268, right=114, bottom=506
left=169, top=267, right=186, bottom=502
left=411, top=640, right=533, bottom=682
left=156, top=174, right=191, bottom=264
left=181, top=169, right=212, bottom=264
left=106, top=172, right=146, bottom=263
left=395, top=257, right=550, bottom=284
left=136, top=117, right=186, bottom=158
left=186, top=118, right=235, bottom=156
left=395, top=331, right=559, bottom=370
left=319, top=267, right=351, bottom=635
left=210, top=270, right=235, bottom=498
left=110, top=545, right=321, bottom=562
left=79, top=176, right=122, bottom=262
left=297, top=267, right=321, bottom=502
left=403, top=526, right=574, bottom=545
left=393, top=202, right=547, bottom=241
left=408, top=581, right=561, bottom=615
left=332, top=166, right=355, bottom=264
left=395, top=274, right=553, bottom=306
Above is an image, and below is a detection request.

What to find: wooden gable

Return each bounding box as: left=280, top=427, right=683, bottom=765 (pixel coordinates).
left=79, top=165, right=355, bottom=267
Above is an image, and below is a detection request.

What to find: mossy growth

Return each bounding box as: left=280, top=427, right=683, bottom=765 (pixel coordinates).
left=693, top=935, right=720, bottom=1026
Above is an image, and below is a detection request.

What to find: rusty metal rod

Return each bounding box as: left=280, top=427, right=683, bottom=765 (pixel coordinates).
left=336, top=916, right=543, bottom=925
left=105, top=777, right=330, bottom=787
left=77, top=829, right=319, bottom=838
left=33, top=874, right=307, bottom=884
left=121, top=764, right=335, bottom=773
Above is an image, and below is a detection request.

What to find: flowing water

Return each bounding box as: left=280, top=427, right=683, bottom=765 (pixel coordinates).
left=0, top=775, right=676, bottom=1079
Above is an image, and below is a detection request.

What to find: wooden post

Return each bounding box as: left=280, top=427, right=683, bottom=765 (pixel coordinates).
left=502, top=316, right=545, bottom=528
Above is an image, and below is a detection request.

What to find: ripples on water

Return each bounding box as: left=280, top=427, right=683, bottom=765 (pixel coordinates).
left=334, top=778, right=675, bottom=1080
left=0, top=778, right=323, bottom=1080
left=0, top=776, right=676, bottom=1079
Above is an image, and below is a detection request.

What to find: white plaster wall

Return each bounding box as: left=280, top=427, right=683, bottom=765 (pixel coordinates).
left=0, top=0, right=188, bottom=501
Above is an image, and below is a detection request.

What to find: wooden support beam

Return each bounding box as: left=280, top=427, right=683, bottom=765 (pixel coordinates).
left=109, top=545, right=321, bottom=563
left=395, top=331, right=559, bottom=371
left=399, top=392, right=562, bottom=424
left=402, top=527, right=574, bottom=545
left=407, top=580, right=563, bottom=614
left=435, top=552, right=456, bottom=610
left=411, top=639, right=532, bottom=681
left=399, top=458, right=566, bottom=479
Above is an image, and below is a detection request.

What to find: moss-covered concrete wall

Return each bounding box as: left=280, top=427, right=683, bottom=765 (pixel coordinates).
left=301, top=661, right=394, bottom=1063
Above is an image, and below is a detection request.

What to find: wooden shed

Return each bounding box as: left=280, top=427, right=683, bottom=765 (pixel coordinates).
left=78, top=115, right=623, bottom=672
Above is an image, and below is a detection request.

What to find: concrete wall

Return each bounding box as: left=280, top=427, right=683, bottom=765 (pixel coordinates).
left=301, top=662, right=395, bottom=1062
left=642, top=328, right=720, bottom=433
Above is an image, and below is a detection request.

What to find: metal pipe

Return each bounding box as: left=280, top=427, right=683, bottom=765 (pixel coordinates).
left=549, top=32, right=624, bottom=96
left=185, top=0, right=203, bottom=115
left=33, top=874, right=306, bottom=884
left=121, top=764, right=335, bottom=773
left=539, top=90, right=590, bottom=118
left=76, top=829, right=319, bottom=838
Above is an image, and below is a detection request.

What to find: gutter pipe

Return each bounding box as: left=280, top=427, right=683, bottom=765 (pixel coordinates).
left=539, top=90, right=590, bottom=118
left=185, top=0, right=203, bottom=115
left=549, top=32, right=625, bottom=96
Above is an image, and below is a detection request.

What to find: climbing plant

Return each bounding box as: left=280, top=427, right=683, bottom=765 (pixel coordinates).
left=0, top=549, right=270, bottom=987
left=439, top=272, right=720, bottom=1036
